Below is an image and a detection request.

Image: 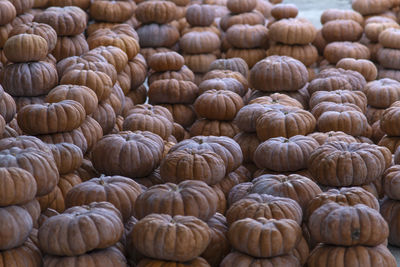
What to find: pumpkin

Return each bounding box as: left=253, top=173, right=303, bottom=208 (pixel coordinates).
left=308, top=141, right=391, bottom=186
left=0, top=205, right=32, bottom=250
left=148, top=79, right=198, bottom=105
left=250, top=174, right=322, bottom=211
left=90, top=0, right=136, bottom=23
left=48, top=143, right=83, bottom=175
left=33, top=6, right=87, bottom=36
left=137, top=258, right=210, bottom=267
left=226, top=0, right=256, bottom=13
left=186, top=4, right=215, bottom=27
left=336, top=58, right=377, bottom=82
left=256, top=107, right=316, bottom=141
left=194, top=90, right=243, bottom=121
left=135, top=0, right=177, bottom=24
left=3, top=33, right=47, bottom=63
left=233, top=132, right=260, bottom=163
left=46, top=85, right=98, bottom=116
left=123, top=111, right=173, bottom=140
left=213, top=166, right=250, bottom=196
left=91, top=131, right=164, bottom=178
left=0, top=61, right=58, bottom=97
left=47, top=0, right=90, bottom=9
left=169, top=136, right=242, bottom=173
left=148, top=52, right=184, bottom=72
left=0, top=167, right=36, bottom=206
left=65, top=176, right=143, bottom=222
left=322, top=19, right=363, bottom=42
left=254, top=135, right=319, bottom=172
left=366, top=106, right=386, bottom=124
left=269, top=18, right=316, bottom=45
left=249, top=93, right=303, bottom=108
left=228, top=217, right=301, bottom=258
left=43, top=246, right=127, bottom=267
left=307, top=244, right=396, bottom=267
left=311, top=102, right=363, bottom=120
left=271, top=3, right=298, bottom=20
left=250, top=56, right=308, bottom=92
left=52, top=34, right=89, bottom=61
left=132, top=214, right=210, bottom=262
left=38, top=202, right=123, bottom=256
left=226, top=193, right=303, bottom=225
left=317, top=110, right=369, bottom=137
left=365, top=22, right=400, bottom=43
left=0, top=1, right=16, bottom=26
left=220, top=252, right=299, bottom=267
left=309, top=202, right=388, bottom=246
left=180, top=32, right=220, bottom=55
left=352, top=0, right=392, bottom=15
left=380, top=106, right=400, bottom=135
left=320, top=9, right=363, bottom=25
left=0, top=91, right=16, bottom=123
left=226, top=24, right=268, bottom=49
left=61, top=61, right=117, bottom=85
left=84, top=46, right=128, bottom=73
left=134, top=180, right=218, bottom=221
left=305, top=186, right=379, bottom=221
left=8, top=0, right=34, bottom=15
left=363, top=78, right=400, bottom=108
left=383, top=165, right=400, bottom=200
left=324, top=41, right=370, bottom=64
left=125, top=104, right=173, bottom=122
left=193, top=214, right=227, bottom=266
left=17, top=100, right=86, bottom=135
left=137, top=24, right=179, bottom=48
left=379, top=28, right=400, bottom=49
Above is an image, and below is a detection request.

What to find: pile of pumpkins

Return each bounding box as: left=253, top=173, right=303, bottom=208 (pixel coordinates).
left=3, top=0, right=400, bottom=266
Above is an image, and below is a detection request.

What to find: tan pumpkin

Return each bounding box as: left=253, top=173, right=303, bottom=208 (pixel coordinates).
left=363, top=78, right=400, bottom=108
left=316, top=110, right=369, bottom=137
left=148, top=79, right=198, bottom=105
left=3, top=33, right=47, bottom=63
left=0, top=0, right=16, bottom=26
left=221, top=252, right=299, bottom=267
left=137, top=23, right=179, bottom=48
left=320, top=9, right=363, bottom=25
left=271, top=3, right=298, bottom=20
left=48, top=143, right=83, bottom=175
left=90, top=0, right=136, bottom=23
left=322, top=19, right=363, bottom=42
left=336, top=58, right=377, bottom=81
left=269, top=18, right=316, bottom=45
left=186, top=4, right=216, bottom=27
left=0, top=205, right=32, bottom=250
left=220, top=11, right=264, bottom=32
left=324, top=41, right=370, bottom=64
left=0, top=167, right=36, bottom=206
left=38, top=202, right=123, bottom=256
left=135, top=0, right=177, bottom=24
left=379, top=28, right=400, bottom=49
left=148, top=52, right=184, bottom=72
left=267, top=43, right=318, bottom=67
left=308, top=141, right=391, bottom=186
left=198, top=77, right=247, bottom=96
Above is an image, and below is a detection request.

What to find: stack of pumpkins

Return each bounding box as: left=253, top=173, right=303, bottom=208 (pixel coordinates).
left=307, top=201, right=395, bottom=266
left=87, top=0, right=136, bottom=36
left=0, top=166, right=42, bottom=266
left=378, top=98, right=400, bottom=153
left=381, top=162, right=400, bottom=248
left=38, top=202, right=127, bottom=266
left=320, top=8, right=367, bottom=66
left=135, top=0, right=180, bottom=61
left=0, top=0, right=16, bottom=62
left=190, top=67, right=244, bottom=138
left=34, top=6, right=89, bottom=61
left=180, top=4, right=221, bottom=83
left=148, top=51, right=198, bottom=134
left=363, top=78, right=400, bottom=139
left=377, top=27, right=400, bottom=81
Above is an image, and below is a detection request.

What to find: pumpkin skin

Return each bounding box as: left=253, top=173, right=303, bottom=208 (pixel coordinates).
left=194, top=90, right=243, bottom=121
left=46, top=85, right=98, bottom=116
left=0, top=205, right=33, bottom=250
left=383, top=165, right=400, bottom=200
left=228, top=217, right=301, bottom=258
left=17, top=100, right=86, bottom=135
left=137, top=24, right=179, bottom=48
left=379, top=28, right=400, bottom=50
left=203, top=69, right=249, bottom=89
left=38, top=202, right=123, bottom=256
left=9, top=0, right=34, bottom=15
left=186, top=4, right=215, bottom=27
left=271, top=3, right=298, bottom=20
left=0, top=232, right=42, bottom=267
left=309, top=202, right=388, bottom=246
left=0, top=91, right=16, bottom=123
left=308, top=141, right=391, bottom=187
left=61, top=61, right=117, bottom=86
left=226, top=24, right=269, bottom=49
left=380, top=198, right=400, bottom=246
left=256, top=108, right=316, bottom=141
left=220, top=252, right=300, bottom=267
left=3, top=33, right=47, bottom=63
left=307, top=244, right=396, bottom=267
left=267, top=43, right=318, bottom=67
left=320, top=9, right=363, bottom=25
left=33, top=6, right=87, bottom=36
left=135, top=0, right=177, bottom=24
left=180, top=32, right=220, bottom=55
left=311, top=102, right=363, bottom=120
left=85, top=46, right=128, bottom=73
left=132, top=214, right=211, bottom=262
left=134, top=180, right=218, bottom=221
left=317, top=110, right=369, bottom=137
left=213, top=166, right=251, bottom=197
left=208, top=58, right=249, bottom=79
left=48, top=143, right=83, bottom=175
left=250, top=56, right=308, bottom=92
left=226, top=193, right=303, bottom=225
left=148, top=52, right=184, bottom=72
left=52, top=34, right=89, bottom=61
left=91, top=131, right=164, bottom=178
left=233, top=132, right=260, bottom=163
left=336, top=58, right=377, bottom=82
left=377, top=48, right=400, bottom=70
left=201, top=213, right=230, bottom=267
left=254, top=135, right=319, bottom=172
left=352, top=0, right=392, bottom=15
left=0, top=61, right=58, bottom=97
left=269, top=18, right=316, bottom=45
left=380, top=107, right=400, bottom=136
left=90, top=0, right=136, bottom=23
left=305, top=187, right=379, bottom=221
left=123, top=111, right=173, bottom=140
left=65, top=176, right=143, bottom=222
left=220, top=11, right=264, bottom=32
left=322, top=19, right=363, bottom=42
left=169, top=136, right=243, bottom=173
left=137, top=257, right=210, bottom=267
left=226, top=0, right=256, bottom=13
left=160, top=148, right=226, bottom=185
left=198, top=78, right=246, bottom=97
